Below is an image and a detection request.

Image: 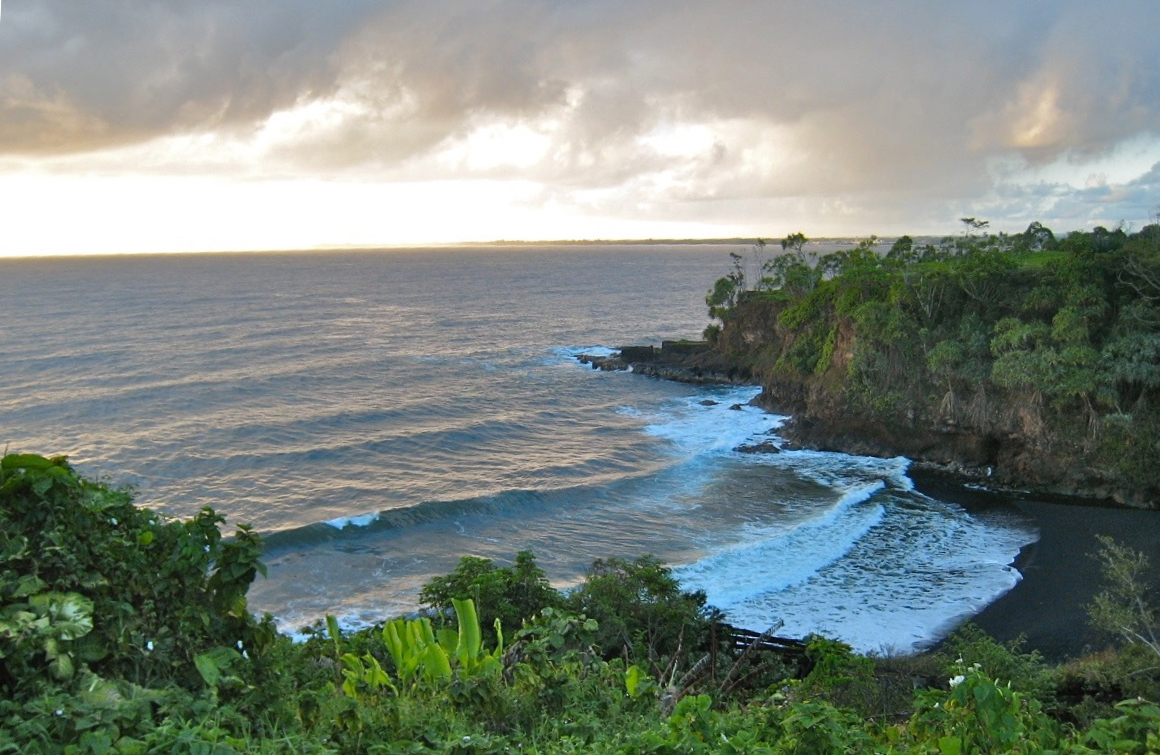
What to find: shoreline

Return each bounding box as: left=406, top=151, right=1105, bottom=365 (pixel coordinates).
left=577, top=349, right=1160, bottom=660
left=582, top=343, right=1160, bottom=509
left=910, top=468, right=1160, bottom=661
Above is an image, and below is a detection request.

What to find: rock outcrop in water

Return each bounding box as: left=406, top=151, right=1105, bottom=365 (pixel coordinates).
left=578, top=340, right=753, bottom=385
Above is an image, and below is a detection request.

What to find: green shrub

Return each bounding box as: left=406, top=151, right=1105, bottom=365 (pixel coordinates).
left=909, top=663, right=1060, bottom=755
left=419, top=551, right=564, bottom=642
left=0, top=453, right=285, bottom=751
left=938, top=623, right=1055, bottom=703
left=0, top=454, right=273, bottom=698
left=565, top=555, right=720, bottom=666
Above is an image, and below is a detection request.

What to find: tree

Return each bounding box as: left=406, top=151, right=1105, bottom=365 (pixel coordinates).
left=1119, top=229, right=1160, bottom=306
left=419, top=551, right=563, bottom=641
left=781, top=232, right=808, bottom=255
left=706, top=274, right=741, bottom=321
left=886, top=235, right=916, bottom=263
left=1089, top=536, right=1160, bottom=661
left=1019, top=221, right=1056, bottom=251
left=953, top=247, right=1017, bottom=308
left=960, top=217, right=990, bottom=236
left=566, top=555, right=718, bottom=664
left=758, top=232, right=816, bottom=296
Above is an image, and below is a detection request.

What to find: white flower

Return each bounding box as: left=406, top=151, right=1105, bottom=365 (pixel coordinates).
left=242, top=650, right=249, bottom=660
left=462, top=736, right=472, bottom=744
left=55, top=709, right=64, bottom=716
left=237, top=640, right=244, bottom=649
left=110, top=518, right=117, bottom=526
left=146, top=640, right=154, bottom=651
left=204, top=545, right=210, bottom=552
left=949, top=674, right=965, bottom=688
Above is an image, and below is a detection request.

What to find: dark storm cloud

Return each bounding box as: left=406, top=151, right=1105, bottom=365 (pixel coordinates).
left=1, top=0, right=1158, bottom=227
left=0, top=0, right=379, bottom=152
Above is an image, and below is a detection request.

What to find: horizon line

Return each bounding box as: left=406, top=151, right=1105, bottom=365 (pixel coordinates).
left=0, top=235, right=926, bottom=261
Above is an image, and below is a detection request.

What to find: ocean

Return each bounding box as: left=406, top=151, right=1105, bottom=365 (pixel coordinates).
left=0, top=245, right=1037, bottom=653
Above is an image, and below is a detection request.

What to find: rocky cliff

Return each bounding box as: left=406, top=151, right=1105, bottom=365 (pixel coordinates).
left=585, top=299, right=1155, bottom=509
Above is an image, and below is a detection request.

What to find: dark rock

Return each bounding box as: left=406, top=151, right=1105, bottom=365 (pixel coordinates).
left=729, top=403, right=744, bottom=411
left=660, top=340, right=710, bottom=357
left=699, top=399, right=719, bottom=406
left=735, top=440, right=781, bottom=454
left=576, top=343, right=757, bottom=387
left=576, top=353, right=626, bottom=372
left=619, top=345, right=658, bottom=362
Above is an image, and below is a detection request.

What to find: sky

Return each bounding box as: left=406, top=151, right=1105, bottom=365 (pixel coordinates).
left=1, top=1, right=1159, bottom=256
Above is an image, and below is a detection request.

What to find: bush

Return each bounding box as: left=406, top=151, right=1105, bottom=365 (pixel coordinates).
left=565, top=555, right=720, bottom=665
left=938, top=623, right=1055, bottom=703
left=0, top=453, right=272, bottom=698
left=1088, top=536, right=1160, bottom=659
left=419, top=551, right=564, bottom=641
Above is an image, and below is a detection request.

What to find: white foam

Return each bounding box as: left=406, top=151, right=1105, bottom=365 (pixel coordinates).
left=675, top=481, right=887, bottom=608
left=553, top=345, right=619, bottom=362
left=325, top=512, right=378, bottom=529
left=284, top=611, right=385, bottom=643
left=708, top=495, right=1038, bottom=654
left=623, top=384, right=1038, bottom=653
left=643, top=387, right=780, bottom=458
left=751, top=447, right=913, bottom=495
left=313, top=376, right=1035, bottom=656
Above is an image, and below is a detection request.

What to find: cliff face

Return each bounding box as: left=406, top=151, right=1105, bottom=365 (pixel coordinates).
left=706, top=298, right=1153, bottom=509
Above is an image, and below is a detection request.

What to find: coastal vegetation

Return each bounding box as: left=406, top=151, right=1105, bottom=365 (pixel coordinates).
left=703, top=221, right=1160, bottom=505
left=3, top=454, right=1159, bottom=752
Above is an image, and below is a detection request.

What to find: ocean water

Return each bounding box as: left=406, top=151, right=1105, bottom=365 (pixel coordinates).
left=0, top=245, right=1037, bottom=653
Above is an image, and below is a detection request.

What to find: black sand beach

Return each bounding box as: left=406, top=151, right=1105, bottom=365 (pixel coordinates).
left=911, top=469, right=1160, bottom=661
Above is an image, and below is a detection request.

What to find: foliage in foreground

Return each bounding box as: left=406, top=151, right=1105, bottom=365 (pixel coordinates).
left=2, top=453, right=1158, bottom=753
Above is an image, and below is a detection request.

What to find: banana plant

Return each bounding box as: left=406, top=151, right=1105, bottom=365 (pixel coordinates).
left=340, top=651, right=396, bottom=698
left=380, top=598, right=503, bottom=692
left=449, top=597, right=503, bottom=678
left=383, top=614, right=451, bottom=687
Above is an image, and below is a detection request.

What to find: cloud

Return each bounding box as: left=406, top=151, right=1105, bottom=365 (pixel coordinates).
left=0, top=0, right=374, bottom=153
left=2, top=0, right=1159, bottom=238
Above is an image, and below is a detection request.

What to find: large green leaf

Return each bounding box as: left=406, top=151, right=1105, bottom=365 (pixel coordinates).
left=383, top=619, right=405, bottom=673
left=625, top=664, right=642, bottom=698
left=194, top=646, right=240, bottom=688
left=12, top=575, right=47, bottom=599
left=452, top=598, right=482, bottom=664
left=29, top=592, right=94, bottom=640
left=326, top=614, right=343, bottom=647
left=0, top=534, right=30, bottom=563
left=0, top=609, right=43, bottom=640
left=0, top=453, right=54, bottom=472
left=48, top=649, right=75, bottom=680
left=436, top=627, right=458, bottom=655
left=421, top=642, right=451, bottom=682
